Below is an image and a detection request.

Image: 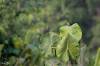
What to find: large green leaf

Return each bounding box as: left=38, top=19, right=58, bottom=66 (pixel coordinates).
left=56, top=23, right=82, bottom=62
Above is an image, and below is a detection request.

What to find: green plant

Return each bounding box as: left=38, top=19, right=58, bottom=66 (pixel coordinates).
left=34, top=23, right=82, bottom=66
left=94, top=48, right=100, bottom=66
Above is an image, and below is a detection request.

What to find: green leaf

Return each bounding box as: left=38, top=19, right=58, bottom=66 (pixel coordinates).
left=94, top=48, right=100, bottom=66
left=56, top=23, right=82, bottom=62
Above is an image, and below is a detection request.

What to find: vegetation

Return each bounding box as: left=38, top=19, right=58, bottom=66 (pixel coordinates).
left=0, top=0, right=100, bottom=66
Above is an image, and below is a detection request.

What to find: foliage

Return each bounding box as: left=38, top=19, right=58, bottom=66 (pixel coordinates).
left=0, top=0, right=100, bottom=66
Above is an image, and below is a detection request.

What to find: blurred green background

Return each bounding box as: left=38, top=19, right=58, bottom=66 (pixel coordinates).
left=0, top=0, right=100, bottom=66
